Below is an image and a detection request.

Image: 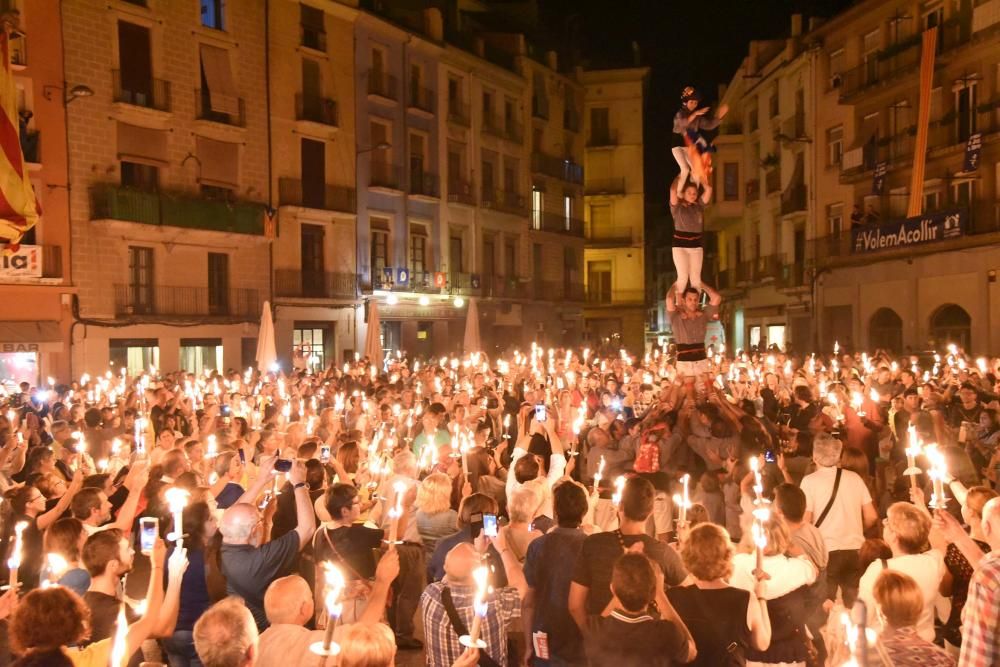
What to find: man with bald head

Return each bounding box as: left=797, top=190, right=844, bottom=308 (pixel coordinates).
left=940, top=497, right=1000, bottom=665
left=421, top=532, right=527, bottom=666
left=256, top=551, right=399, bottom=665
left=220, top=459, right=316, bottom=631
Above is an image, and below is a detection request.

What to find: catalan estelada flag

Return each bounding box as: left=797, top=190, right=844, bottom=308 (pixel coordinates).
left=0, top=28, right=40, bottom=253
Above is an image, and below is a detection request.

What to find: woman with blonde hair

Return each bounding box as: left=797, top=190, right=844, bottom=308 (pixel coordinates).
left=667, top=522, right=771, bottom=666
left=873, top=570, right=955, bottom=666
left=732, top=515, right=817, bottom=666
left=415, top=472, right=458, bottom=555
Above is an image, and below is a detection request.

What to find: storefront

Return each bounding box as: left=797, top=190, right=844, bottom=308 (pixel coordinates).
left=0, top=322, right=63, bottom=386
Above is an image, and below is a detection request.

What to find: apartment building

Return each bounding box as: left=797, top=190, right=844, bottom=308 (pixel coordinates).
left=65, top=0, right=270, bottom=374
left=0, top=0, right=72, bottom=384
left=811, top=0, right=1000, bottom=353
left=707, top=17, right=818, bottom=353
left=581, top=67, right=649, bottom=352
left=269, top=1, right=359, bottom=371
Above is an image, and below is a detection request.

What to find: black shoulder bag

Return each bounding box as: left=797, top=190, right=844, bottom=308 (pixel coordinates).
left=814, top=468, right=843, bottom=529
left=440, top=587, right=502, bottom=667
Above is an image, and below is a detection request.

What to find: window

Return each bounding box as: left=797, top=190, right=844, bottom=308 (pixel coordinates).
left=116, top=21, right=154, bottom=108
left=863, top=29, right=880, bottom=84
left=301, top=58, right=323, bottom=110
left=503, top=160, right=517, bottom=193
left=952, top=179, right=976, bottom=207
left=955, top=82, right=978, bottom=143
left=590, top=107, right=610, bottom=145
left=180, top=339, right=222, bottom=375
left=370, top=222, right=389, bottom=280
left=301, top=138, right=326, bottom=209
left=410, top=63, right=422, bottom=105
left=563, top=193, right=573, bottom=231
left=110, top=339, right=159, bottom=377
left=481, top=157, right=495, bottom=195
left=208, top=253, right=229, bottom=315
left=827, top=203, right=844, bottom=236
left=590, top=203, right=612, bottom=240
left=504, top=98, right=515, bottom=130
left=889, top=186, right=907, bottom=218
left=930, top=304, right=971, bottom=350
left=482, top=89, right=494, bottom=123
left=768, top=90, right=779, bottom=118
left=827, top=125, right=843, bottom=166
left=128, top=246, right=154, bottom=315
left=767, top=326, right=786, bottom=352
left=504, top=240, right=516, bottom=277
left=293, top=327, right=326, bottom=372
left=532, top=187, right=543, bottom=230
left=924, top=190, right=940, bottom=212
left=723, top=162, right=739, bottom=201
left=587, top=260, right=612, bottom=304
left=748, top=107, right=759, bottom=132
left=300, top=3, right=326, bottom=51
left=200, top=0, right=224, bottom=30
left=869, top=308, right=903, bottom=353
left=533, top=243, right=543, bottom=294
left=409, top=225, right=427, bottom=275
left=409, top=132, right=426, bottom=194
left=449, top=234, right=464, bottom=278
left=482, top=239, right=496, bottom=279
left=447, top=77, right=462, bottom=116
left=563, top=246, right=576, bottom=295
left=301, top=223, right=325, bottom=297
left=828, top=49, right=845, bottom=88
left=121, top=161, right=158, bottom=192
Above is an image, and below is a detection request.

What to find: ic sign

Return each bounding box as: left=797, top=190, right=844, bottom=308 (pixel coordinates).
left=0, top=245, right=42, bottom=278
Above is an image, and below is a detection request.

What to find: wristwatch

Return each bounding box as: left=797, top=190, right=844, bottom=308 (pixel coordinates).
left=293, top=482, right=307, bottom=490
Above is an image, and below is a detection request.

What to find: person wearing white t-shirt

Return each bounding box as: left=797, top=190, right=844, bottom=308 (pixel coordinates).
left=800, top=433, right=878, bottom=606
left=506, top=406, right=566, bottom=521
left=857, top=502, right=945, bottom=642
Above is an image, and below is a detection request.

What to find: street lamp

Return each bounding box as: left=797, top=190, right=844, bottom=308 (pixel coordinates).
left=42, top=83, right=94, bottom=105
left=357, top=141, right=391, bottom=155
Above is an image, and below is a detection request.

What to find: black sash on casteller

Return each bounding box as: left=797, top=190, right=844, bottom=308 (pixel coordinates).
left=676, top=342, right=707, bottom=362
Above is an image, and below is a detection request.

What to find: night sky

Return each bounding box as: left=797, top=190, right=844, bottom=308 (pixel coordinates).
left=537, top=0, right=857, bottom=206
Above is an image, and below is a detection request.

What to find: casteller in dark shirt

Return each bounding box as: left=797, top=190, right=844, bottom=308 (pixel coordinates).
left=83, top=590, right=140, bottom=644
left=523, top=526, right=587, bottom=664
left=586, top=609, right=689, bottom=667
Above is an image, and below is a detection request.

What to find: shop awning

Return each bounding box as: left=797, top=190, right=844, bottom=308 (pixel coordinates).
left=0, top=321, right=62, bottom=353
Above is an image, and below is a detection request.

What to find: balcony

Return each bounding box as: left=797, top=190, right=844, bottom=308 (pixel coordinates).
left=481, top=275, right=531, bottom=299
left=532, top=96, right=549, bottom=120
left=300, top=26, right=327, bottom=52
left=112, top=70, right=171, bottom=112
left=564, top=108, right=580, bottom=133
left=780, top=183, right=807, bottom=216
left=482, top=188, right=527, bottom=216
left=274, top=270, right=357, bottom=300
left=447, top=179, right=475, bottom=206
left=370, top=161, right=403, bottom=191
left=408, top=171, right=439, bottom=199
left=745, top=178, right=760, bottom=203
left=839, top=19, right=967, bottom=102
left=371, top=271, right=439, bottom=293
left=91, top=185, right=265, bottom=235
left=408, top=85, right=434, bottom=114
left=536, top=211, right=584, bottom=237
left=973, top=0, right=1000, bottom=33
left=531, top=152, right=583, bottom=185
left=765, top=168, right=781, bottom=195
left=585, top=288, right=645, bottom=306
left=929, top=107, right=1000, bottom=152
left=587, top=225, right=634, bottom=246
left=447, top=100, right=470, bottom=127
left=778, top=261, right=807, bottom=290
left=278, top=178, right=356, bottom=213
left=585, top=178, right=625, bottom=196
left=367, top=70, right=398, bottom=101
left=113, top=284, right=260, bottom=318
left=587, top=130, right=618, bottom=148
left=10, top=33, right=26, bottom=68
left=295, top=93, right=338, bottom=126
left=22, top=129, right=39, bottom=165
left=196, top=89, right=246, bottom=127
left=780, top=112, right=806, bottom=140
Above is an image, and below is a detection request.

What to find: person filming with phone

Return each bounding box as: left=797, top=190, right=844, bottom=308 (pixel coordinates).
left=505, top=402, right=566, bottom=524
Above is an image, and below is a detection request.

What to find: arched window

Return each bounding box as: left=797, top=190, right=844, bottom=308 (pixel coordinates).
left=869, top=307, right=903, bottom=353
left=929, top=303, right=971, bottom=351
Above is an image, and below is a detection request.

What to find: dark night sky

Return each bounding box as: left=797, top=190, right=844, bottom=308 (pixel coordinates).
left=537, top=0, right=857, bottom=209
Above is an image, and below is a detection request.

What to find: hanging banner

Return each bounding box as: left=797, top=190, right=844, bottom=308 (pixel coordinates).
left=852, top=209, right=965, bottom=254
left=0, top=244, right=41, bottom=277
left=963, top=132, right=982, bottom=172
left=396, top=267, right=409, bottom=287
left=872, top=161, right=888, bottom=195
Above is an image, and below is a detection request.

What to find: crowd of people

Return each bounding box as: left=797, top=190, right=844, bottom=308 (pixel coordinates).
left=0, top=331, right=997, bottom=667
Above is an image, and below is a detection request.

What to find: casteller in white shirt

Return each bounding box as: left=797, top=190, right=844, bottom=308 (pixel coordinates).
left=857, top=551, right=945, bottom=642
left=800, top=466, right=872, bottom=552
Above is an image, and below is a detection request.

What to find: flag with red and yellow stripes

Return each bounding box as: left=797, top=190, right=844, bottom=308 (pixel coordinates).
left=0, top=28, right=40, bottom=252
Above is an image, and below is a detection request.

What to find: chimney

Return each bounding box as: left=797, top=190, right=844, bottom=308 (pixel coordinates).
left=546, top=50, right=558, bottom=71
left=790, top=13, right=803, bottom=37
left=424, top=8, right=443, bottom=41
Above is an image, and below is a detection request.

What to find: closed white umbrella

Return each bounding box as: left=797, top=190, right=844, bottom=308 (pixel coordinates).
left=255, top=300, right=277, bottom=372
left=364, top=299, right=384, bottom=370
left=463, top=297, right=481, bottom=353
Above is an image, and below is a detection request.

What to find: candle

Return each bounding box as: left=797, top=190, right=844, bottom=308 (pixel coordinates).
left=904, top=424, right=922, bottom=490
left=461, top=565, right=489, bottom=649
left=851, top=392, right=865, bottom=418
left=752, top=506, right=770, bottom=576
left=206, top=434, right=218, bottom=458
left=311, top=561, right=346, bottom=657
left=671, top=473, right=691, bottom=525
left=41, top=552, right=68, bottom=589
left=925, top=444, right=949, bottom=509
left=110, top=603, right=129, bottom=667
left=165, top=487, right=190, bottom=551
left=7, top=520, right=26, bottom=589
left=593, top=455, right=605, bottom=494
left=386, top=481, right=406, bottom=547
left=611, top=476, right=626, bottom=506
left=749, top=457, right=764, bottom=505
